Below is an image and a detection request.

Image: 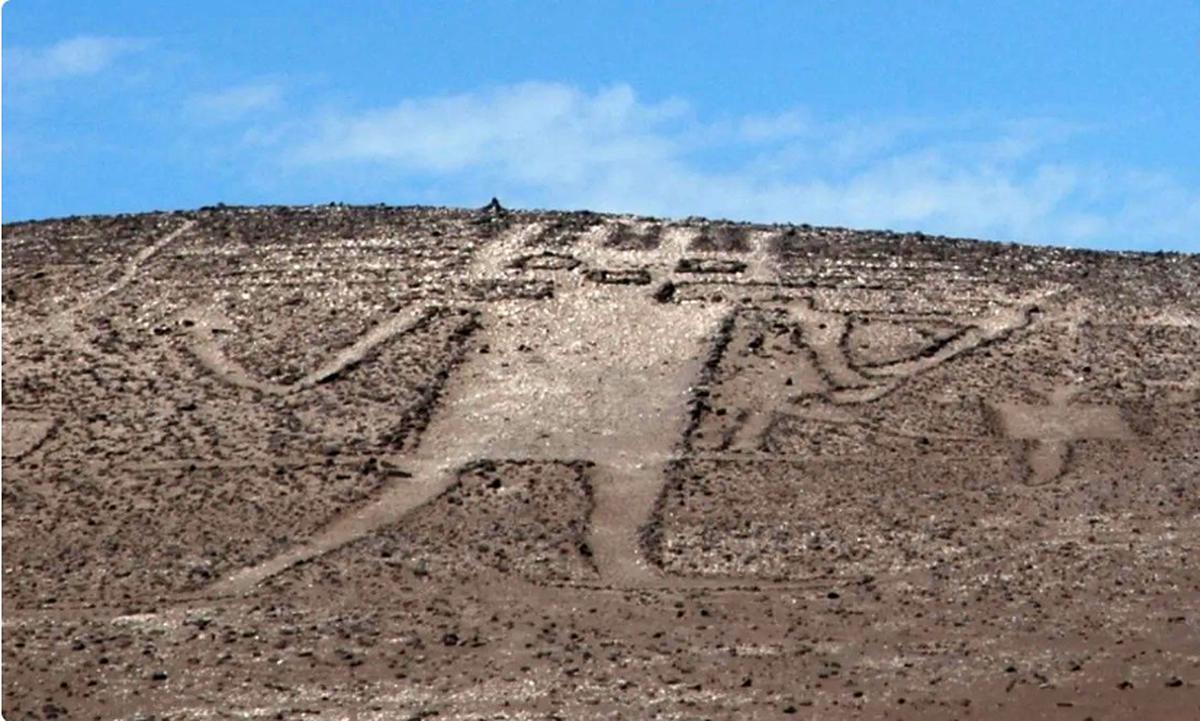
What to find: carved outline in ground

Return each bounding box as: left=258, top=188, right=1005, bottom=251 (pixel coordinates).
left=206, top=221, right=773, bottom=594
left=48, top=219, right=198, bottom=349
left=178, top=302, right=439, bottom=396
left=179, top=227, right=1058, bottom=597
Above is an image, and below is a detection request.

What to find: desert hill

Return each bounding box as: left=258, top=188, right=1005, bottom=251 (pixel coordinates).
left=3, top=204, right=1198, bottom=719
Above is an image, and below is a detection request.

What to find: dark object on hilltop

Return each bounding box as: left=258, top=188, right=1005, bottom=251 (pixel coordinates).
left=483, top=197, right=505, bottom=214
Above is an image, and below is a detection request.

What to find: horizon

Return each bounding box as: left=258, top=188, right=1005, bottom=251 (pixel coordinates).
left=8, top=200, right=1198, bottom=258
left=3, top=2, right=1199, bottom=251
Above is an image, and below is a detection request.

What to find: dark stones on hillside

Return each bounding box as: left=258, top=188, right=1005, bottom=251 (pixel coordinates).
left=690, top=224, right=752, bottom=252
left=530, top=214, right=607, bottom=248
left=585, top=268, right=652, bottom=285
left=676, top=257, right=747, bottom=274
left=603, top=223, right=663, bottom=250
left=653, top=281, right=677, bottom=303
left=509, top=251, right=581, bottom=271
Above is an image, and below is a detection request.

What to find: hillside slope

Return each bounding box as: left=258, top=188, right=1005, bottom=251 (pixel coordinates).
left=4, top=204, right=1199, bottom=719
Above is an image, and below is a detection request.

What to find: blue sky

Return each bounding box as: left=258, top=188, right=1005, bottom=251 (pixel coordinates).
left=3, top=1, right=1199, bottom=250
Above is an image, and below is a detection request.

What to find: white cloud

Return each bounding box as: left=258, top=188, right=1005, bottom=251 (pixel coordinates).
left=6, top=35, right=147, bottom=83
left=291, top=82, right=688, bottom=186
left=263, top=82, right=1198, bottom=250
left=187, top=83, right=284, bottom=123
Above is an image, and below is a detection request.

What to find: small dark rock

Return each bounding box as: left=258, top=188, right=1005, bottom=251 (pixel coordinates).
left=653, top=281, right=676, bottom=303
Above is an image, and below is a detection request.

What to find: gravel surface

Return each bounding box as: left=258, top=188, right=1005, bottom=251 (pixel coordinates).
left=3, top=203, right=1198, bottom=719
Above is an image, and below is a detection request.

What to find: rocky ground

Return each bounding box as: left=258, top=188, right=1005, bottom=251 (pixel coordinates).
left=3, top=203, right=1198, bottom=719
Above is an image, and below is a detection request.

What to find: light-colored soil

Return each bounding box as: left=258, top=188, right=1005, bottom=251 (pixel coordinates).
left=3, top=204, right=1198, bottom=719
